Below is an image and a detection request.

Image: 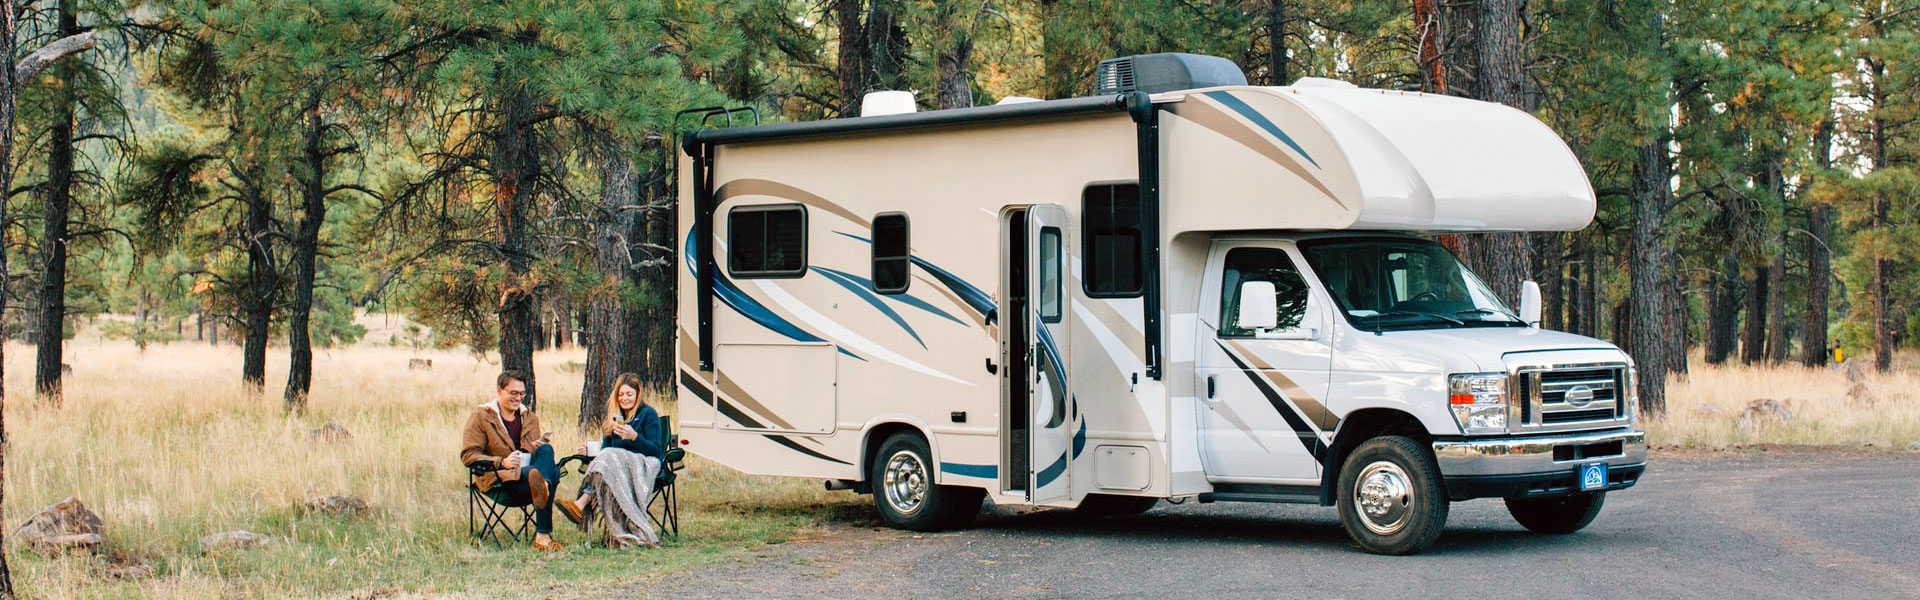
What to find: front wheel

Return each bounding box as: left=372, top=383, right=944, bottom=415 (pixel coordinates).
left=1336, top=436, right=1449, bottom=555
left=1505, top=492, right=1605, bottom=534
left=872, top=433, right=983, bottom=531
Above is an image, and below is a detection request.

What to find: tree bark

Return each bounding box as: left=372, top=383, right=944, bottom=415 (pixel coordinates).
left=1629, top=133, right=1673, bottom=416
left=834, top=0, right=869, bottom=116
left=1801, top=119, right=1833, bottom=367
left=1537, top=232, right=1563, bottom=330
left=1867, top=61, right=1894, bottom=373
left=33, top=0, right=77, bottom=403
left=1413, top=0, right=1446, bottom=93
left=1268, top=0, right=1289, bottom=85
left=284, top=89, right=329, bottom=413
left=1463, top=0, right=1532, bottom=306
left=239, top=164, right=275, bottom=396
left=1741, top=267, right=1767, bottom=365
left=580, top=148, right=636, bottom=429
left=866, top=0, right=907, bottom=92
left=934, top=3, right=975, bottom=110
left=1705, top=252, right=1742, bottom=364
left=1765, top=247, right=1787, bottom=363
left=495, top=83, right=539, bottom=410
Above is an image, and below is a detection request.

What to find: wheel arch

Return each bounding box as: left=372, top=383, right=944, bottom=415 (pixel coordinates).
left=858, top=416, right=937, bottom=491
left=1319, top=408, right=1432, bottom=505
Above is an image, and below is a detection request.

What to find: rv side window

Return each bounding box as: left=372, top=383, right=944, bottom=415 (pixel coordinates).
left=1039, top=227, right=1063, bottom=322
left=872, top=213, right=910, bottom=293
left=1220, top=248, right=1310, bottom=337
left=1083, top=183, right=1143, bottom=298
left=728, top=204, right=807, bottom=278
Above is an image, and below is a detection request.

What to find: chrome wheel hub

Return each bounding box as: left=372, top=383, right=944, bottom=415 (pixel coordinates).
left=883, top=450, right=928, bottom=515
left=1355, top=461, right=1414, bottom=535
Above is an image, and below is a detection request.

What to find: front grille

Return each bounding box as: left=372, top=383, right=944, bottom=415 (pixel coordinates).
left=1512, top=362, right=1630, bottom=432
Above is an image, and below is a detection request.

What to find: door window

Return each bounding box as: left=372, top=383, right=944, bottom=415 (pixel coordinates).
left=1038, top=227, right=1063, bottom=323
left=1220, top=247, right=1311, bottom=337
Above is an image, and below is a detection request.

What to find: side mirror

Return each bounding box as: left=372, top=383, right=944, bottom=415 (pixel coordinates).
left=1236, top=281, right=1279, bottom=331
left=1519, top=280, right=1542, bottom=328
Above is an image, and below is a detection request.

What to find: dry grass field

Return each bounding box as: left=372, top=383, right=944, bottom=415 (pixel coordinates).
left=1, top=316, right=1913, bottom=598
left=2, top=324, right=866, bottom=600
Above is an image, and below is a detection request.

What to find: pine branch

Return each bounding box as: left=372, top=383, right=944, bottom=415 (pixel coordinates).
left=14, top=32, right=98, bottom=87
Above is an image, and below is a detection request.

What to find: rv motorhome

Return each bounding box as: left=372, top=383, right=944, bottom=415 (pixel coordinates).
left=674, top=53, right=1645, bottom=555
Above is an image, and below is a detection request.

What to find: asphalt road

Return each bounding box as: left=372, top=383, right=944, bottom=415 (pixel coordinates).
left=645, top=451, right=1920, bottom=600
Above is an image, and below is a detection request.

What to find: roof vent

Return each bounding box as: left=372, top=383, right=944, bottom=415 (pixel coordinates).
left=860, top=91, right=917, bottom=117
left=1094, top=53, right=1247, bottom=95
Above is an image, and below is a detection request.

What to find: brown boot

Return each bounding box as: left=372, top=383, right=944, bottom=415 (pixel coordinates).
left=533, top=536, right=566, bottom=552
left=528, top=470, right=550, bottom=509
left=556, top=498, right=584, bottom=526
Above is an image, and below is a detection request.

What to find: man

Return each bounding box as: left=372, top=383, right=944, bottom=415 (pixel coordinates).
left=460, top=370, right=583, bottom=550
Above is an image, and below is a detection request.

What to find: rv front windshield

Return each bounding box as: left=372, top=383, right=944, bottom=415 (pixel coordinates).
left=1298, top=238, right=1525, bottom=331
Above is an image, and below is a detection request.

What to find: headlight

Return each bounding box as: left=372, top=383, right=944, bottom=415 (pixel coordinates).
left=1449, top=373, right=1509, bottom=435
left=1625, top=367, right=1639, bottom=424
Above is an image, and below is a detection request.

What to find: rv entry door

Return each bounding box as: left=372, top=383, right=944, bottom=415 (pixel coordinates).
left=1000, top=204, right=1074, bottom=504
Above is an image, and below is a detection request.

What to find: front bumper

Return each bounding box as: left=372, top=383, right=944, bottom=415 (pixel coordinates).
left=1432, top=428, right=1646, bottom=500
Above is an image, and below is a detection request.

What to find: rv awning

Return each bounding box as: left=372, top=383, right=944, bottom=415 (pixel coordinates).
left=1159, top=82, right=1596, bottom=233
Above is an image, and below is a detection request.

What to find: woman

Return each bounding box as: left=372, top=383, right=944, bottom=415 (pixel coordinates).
left=569, top=372, right=665, bottom=547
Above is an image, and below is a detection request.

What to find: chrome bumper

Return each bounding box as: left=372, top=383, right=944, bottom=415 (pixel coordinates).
left=1431, top=428, right=1646, bottom=477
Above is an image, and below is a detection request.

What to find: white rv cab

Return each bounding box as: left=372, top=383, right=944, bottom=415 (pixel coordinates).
left=675, top=53, right=1645, bottom=555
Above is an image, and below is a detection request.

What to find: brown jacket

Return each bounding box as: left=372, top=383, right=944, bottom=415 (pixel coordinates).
left=459, top=401, right=545, bottom=492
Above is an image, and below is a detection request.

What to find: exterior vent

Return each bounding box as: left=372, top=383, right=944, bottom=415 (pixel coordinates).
left=1094, top=53, right=1248, bottom=95
left=860, top=91, right=916, bottom=117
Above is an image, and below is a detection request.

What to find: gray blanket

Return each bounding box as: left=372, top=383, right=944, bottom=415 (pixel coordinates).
left=583, top=448, right=661, bottom=548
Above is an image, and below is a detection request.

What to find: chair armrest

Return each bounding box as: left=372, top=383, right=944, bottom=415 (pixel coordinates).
left=465, top=460, right=496, bottom=476
left=665, top=448, right=686, bottom=463
left=558, top=454, right=593, bottom=474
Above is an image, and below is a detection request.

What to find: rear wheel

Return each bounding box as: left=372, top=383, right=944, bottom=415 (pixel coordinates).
left=1505, top=492, right=1605, bottom=534
left=1073, top=494, right=1158, bottom=516
left=872, top=432, right=983, bottom=531
left=1336, top=436, right=1449, bottom=555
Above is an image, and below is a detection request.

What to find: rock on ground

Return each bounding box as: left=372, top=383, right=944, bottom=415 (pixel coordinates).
left=1737, top=398, right=1795, bottom=433
left=201, top=530, right=272, bottom=551
left=304, top=495, right=369, bottom=517
left=13, top=496, right=104, bottom=555
left=311, top=420, right=354, bottom=443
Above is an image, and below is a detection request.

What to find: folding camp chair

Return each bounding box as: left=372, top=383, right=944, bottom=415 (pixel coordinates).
left=561, top=414, right=686, bottom=542
left=466, top=459, right=533, bottom=548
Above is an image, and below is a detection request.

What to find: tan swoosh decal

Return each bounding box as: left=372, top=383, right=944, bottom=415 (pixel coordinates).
left=678, top=326, right=700, bottom=372
left=716, top=369, right=798, bottom=430
left=1078, top=296, right=1145, bottom=360
left=916, top=271, right=989, bottom=329
left=1167, top=99, right=1345, bottom=209
left=1210, top=400, right=1273, bottom=452
left=716, top=178, right=868, bottom=227
left=1226, top=340, right=1340, bottom=432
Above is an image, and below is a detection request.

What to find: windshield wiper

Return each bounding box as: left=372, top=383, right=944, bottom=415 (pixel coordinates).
left=1454, top=308, right=1520, bottom=321
left=1366, top=310, right=1465, bottom=326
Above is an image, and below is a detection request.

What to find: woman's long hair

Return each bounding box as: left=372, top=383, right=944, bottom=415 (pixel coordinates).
left=601, top=373, right=646, bottom=436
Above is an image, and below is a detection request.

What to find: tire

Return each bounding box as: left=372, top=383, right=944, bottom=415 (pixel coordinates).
left=1336, top=436, right=1450, bottom=555
left=1073, top=494, right=1158, bottom=516
left=871, top=432, right=983, bottom=531
left=1505, top=492, right=1605, bottom=534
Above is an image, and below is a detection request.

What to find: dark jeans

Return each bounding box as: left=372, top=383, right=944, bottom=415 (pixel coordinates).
left=494, top=444, right=560, bottom=534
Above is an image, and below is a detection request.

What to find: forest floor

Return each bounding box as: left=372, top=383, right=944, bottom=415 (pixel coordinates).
left=2, top=315, right=1914, bottom=599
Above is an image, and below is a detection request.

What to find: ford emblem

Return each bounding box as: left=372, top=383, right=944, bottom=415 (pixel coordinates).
left=1565, top=385, right=1596, bottom=408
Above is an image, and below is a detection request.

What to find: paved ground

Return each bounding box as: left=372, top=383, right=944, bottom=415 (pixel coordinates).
left=645, top=451, right=1920, bottom=600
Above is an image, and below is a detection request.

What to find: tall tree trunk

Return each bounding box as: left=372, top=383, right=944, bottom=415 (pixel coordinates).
left=1538, top=232, right=1564, bottom=330
left=1413, top=0, right=1446, bottom=93
left=240, top=168, right=275, bottom=396
left=1268, top=0, right=1289, bottom=85
left=285, top=90, right=328, bottom=413
left=495, top=85, right=539, bottom=410
left=935, top=3, right=975, bottom=109
left=1705, top=253, right=1742, bottom=364
left=641, top=159, right=677, bottom=388
left=866, top=0, right=907, bottom=92
left=1463, top=0, right=1532, bottom=306
left=1668, top=280, right=1689, bottom=378
left=1741, top=267, right=1768, bottom=365
left=1629, top=133, right=1673, bottom=416
left=1802, top=119, right=1834, bottom=367
left=834, top=0, right=869, bottom=116
left=33, top=0, right=77, bottom=403
left=1765, top=248, right=1787, bottom=363
left=581, top=148, right=636, bottom=429
left=1867, top=62, right=1894, bottom=373
left=0, top=6, right=19, bottom=597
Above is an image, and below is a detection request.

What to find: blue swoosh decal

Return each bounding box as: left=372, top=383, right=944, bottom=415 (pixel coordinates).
left=812, top=266, right=925, bottom=349
left=686, top=230, right=863, bottom=360
left=813, top=263, right=965, bottom=326
left=1203, top=91, right=1321, bottom=169
left=1035, top=450, right=1068, bottom=488
left=941, top=463, right=998, bottom=479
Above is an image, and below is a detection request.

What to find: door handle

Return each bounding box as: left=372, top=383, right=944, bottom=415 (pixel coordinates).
left=1206, top=375, right=1216, bottom=399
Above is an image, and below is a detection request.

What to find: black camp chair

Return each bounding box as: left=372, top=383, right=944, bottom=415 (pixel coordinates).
left=559, top=414, right=685, bottom=541
left=465, top=459, right=533, bottom=548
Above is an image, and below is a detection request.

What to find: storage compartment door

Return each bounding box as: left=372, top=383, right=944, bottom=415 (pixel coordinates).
left=714, top=342, right=837, bottom=434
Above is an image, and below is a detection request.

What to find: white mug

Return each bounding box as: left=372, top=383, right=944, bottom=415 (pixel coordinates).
left=585, top=441, right=603, bottom=457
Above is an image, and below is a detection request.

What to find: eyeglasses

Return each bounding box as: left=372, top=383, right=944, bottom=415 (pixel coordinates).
left=505, top=391, right=527, bottom=398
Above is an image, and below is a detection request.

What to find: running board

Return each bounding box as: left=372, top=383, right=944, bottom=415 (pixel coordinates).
left=1197, top=483, right=1321, bottom=504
